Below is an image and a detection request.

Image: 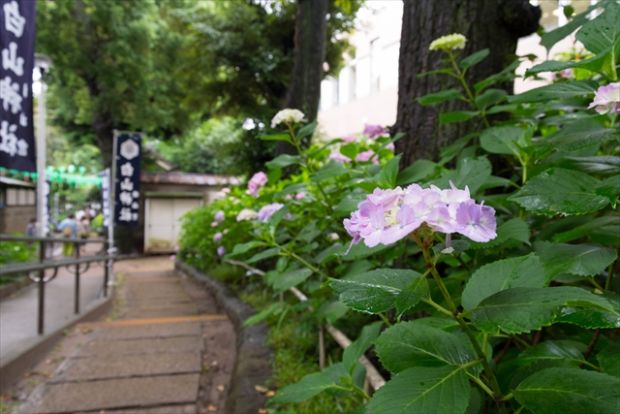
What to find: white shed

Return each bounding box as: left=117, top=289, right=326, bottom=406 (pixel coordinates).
left=140, top=172, right=240, bottom=253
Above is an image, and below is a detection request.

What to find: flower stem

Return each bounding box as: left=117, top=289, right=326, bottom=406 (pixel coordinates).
left=447, top=51, right=491, bottom=128
left=420, top=243, right=504, bottom=399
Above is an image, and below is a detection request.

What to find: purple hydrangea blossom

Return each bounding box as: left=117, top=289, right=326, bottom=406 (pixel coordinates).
left=217, top=246, right=226, bottom=257
left=247, top=172, right=268, bottom=197
left=344, top=183, right=496, bottom=248
left=588, top=82, right=620, bottom=114
left=214, top=211, right=225, bottom=222
left=356, top=150, right=378, bottom=164
left=295, top=192, right=306, bottom=200
left=455, top=201, right=497, bottom=242
left=329, top=148, right=351, bottom=163
left=342, top=134, right=358, bottom=143
left=257, top=203, right=284, bottom=222
left=213, top=232, right=223, bottom=242
left=363, top=124, right=387, bottom=139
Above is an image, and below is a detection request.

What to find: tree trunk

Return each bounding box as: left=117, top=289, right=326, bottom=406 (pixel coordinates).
left=277, top=0, right=328, bottom=154
left=285, top=0, right=328, bottom=121
left=394, top=0, right=540, bottom=165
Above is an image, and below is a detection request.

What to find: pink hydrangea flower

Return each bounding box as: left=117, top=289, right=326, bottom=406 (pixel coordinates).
left=257, top=203, right=284, bottom=222
left=329, top=148, right=351, bottom=163
left=356, top=150, right=379, bottom=164
left=247, top=172, right=268, bottom=197
left=588, top=82, right=620, bottom=114
left=213, top=232, right=223, bottom=242
left=214, top=211, right=225, bottom=222
left=344, top=183, right=496, bottom=248
left=217, top=246, right=226, bottom=257
left=342, top=134, right=358, bottom=143
left=363, top=124, right=387, bottom=139
left=236, top=209, right=257, bottom=221
left=295, top=192, right=306, bottom=200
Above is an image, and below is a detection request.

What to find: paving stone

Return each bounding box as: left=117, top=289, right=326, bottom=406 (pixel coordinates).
left=125, top=306, right=200, bottom=319
left=94, top=322, right=201, bottom=340
left=78, top=336, right=202, bottom=357
left=91, top=404, right=196, bottom=414
left=32, top=374, right=200, bottom=413
left=56, top=352, right=201, bottom=381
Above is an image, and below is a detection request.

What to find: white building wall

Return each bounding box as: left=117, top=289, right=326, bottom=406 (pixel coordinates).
left=318, top=0, right=595, bottom=139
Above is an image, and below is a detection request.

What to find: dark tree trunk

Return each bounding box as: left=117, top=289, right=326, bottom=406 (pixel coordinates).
left=394, top=0, right=540, bottom=165
left=285, top=0, right=328, bottom=121
left=277, top=0, right=328, bottom=154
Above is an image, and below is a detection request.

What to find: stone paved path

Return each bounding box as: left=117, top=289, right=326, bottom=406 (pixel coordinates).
left=7, top=257, right=236, bottom=414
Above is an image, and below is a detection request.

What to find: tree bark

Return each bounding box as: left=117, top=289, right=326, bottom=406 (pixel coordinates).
left=394, top=0, right=540, bottom=165
left=285, top=0, right=328, bottom=121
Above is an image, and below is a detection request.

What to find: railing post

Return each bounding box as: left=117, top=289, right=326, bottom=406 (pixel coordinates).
left=37, top=240, right=45, bottom=335
left=103, top=240, right=109, bottom=297
left=74, top=241, right=80, bottom=314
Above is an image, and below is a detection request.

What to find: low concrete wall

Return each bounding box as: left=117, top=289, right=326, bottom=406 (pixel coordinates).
left=0, top=295, right=113, bottom=392
left=175, top=260, right=273, bottom=414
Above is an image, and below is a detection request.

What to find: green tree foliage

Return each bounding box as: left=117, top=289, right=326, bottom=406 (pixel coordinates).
left=36, top=0, right=361, bottom=167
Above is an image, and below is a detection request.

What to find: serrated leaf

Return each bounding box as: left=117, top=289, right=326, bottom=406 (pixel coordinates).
left=515, top=368, right=620, bottom=414
left=266, top=154, right=300, bottom=169
left=312, top=161, right=349, bottom=182
left=526, top=54, right=608, bottom=77
left=562, top=156, right=620, bottom=176
left=375, top=321, right=475, bottom=373
left=470, top=218, right=531, bottom=249
left=535, top=241, right=617, bottom=280
left=433, top=156, right=492, bottom=194
left=576, top=1, right=620, bottom=54
left=267, top=268, right=313, bottom=292
left=272, top=363, right=348, bottom=403
left=340, top=241, right=391, bottom=261
left=297, top=121, right=317, bottom=140
left=509, top=168, right=609, bottom=216
left=479, top=126, right=526, bottom=155
left=474, top=88, right=506, bottom=109
left=539, top=5, right=594, bottom=51
left=508, top=81, right=597, bottom=104
left=377, top=155, right=401, bottom=188
left=597, top=342, right=620, bottom=378
left=342, top=322, right=382, bottom=372
left=246, top=247, right=280, bottom=264
left=397, top=159, right=437, bottom=185
left=516, top=340, right=587, bottom=367
left=244, top=302, right=286, bottom=326
left=462, top=254, right=546, bottom=310
left=227, top=241, right=265, bottom=258
left=366, top=365, right=471, bottom=414
left=553, top=215, right=620, bottom=243
left=460, top=49, right=489, bottom=70
left=260, top=132, right=290, bottom=142
left=470, top=286, right=620, bottom=334
left=439, top=111, right=478, bottom=124
left=417, top=89, right=463, bottom=105
left=316, top=301, right=348, bottom=324
left=330, top=268, right=427, bottom=314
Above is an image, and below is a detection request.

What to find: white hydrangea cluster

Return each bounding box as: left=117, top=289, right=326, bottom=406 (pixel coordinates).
left=271, top=108, right=306, bottom=128
left=429, top=33, right=467, bottom=51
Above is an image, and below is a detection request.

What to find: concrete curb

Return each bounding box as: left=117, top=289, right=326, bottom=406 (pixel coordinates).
left=175, top=260, right=272, bottom=414
left=0, top=294, right=113, bottom=392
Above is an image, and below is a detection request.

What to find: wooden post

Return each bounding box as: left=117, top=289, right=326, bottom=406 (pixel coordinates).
left=74, top=241, right=80, bottom=314
left=37, top=240, right=45, bottom=335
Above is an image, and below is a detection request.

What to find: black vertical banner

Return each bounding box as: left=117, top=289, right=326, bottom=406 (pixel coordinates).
left=114, top=132, right=141, bottom=226
left=0, top=0, right=36, bottom=172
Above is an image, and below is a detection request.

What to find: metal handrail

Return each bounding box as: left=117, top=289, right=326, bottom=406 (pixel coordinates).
left=0, top=235, right=104, bottom=244
left=0, top=255, right=111, bottom=276
left=0, top=235, right=114, bottom=335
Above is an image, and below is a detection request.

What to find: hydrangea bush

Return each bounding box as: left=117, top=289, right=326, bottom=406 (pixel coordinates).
left=180, top=3, right=620, bottom=413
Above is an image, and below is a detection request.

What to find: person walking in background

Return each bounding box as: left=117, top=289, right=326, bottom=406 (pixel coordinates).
left=25, top=218, right=37, bottom=237
left=58, top=214, right=78, bottom=256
